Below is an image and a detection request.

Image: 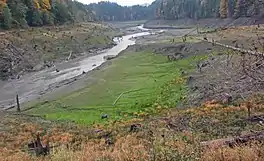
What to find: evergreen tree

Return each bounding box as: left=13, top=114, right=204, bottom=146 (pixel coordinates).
left=42, top=11, right=54, bottom=25
left=51, top=2, right=72, bottom=24
left=7, top=0, right=28, bottom=27
left=2, top=5, right=12, bottom=29
left=25, top=0, right=35, bottom=26
left=31, top=9, right=43, bottom=26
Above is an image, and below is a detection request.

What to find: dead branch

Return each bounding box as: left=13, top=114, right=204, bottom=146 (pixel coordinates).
left=201, top=131, right=264, bottom=149
left=66, top=51, right=73, bottom=61
left=199, top=37, right=264, bottom=57
left=112, top=89, right=140, bottom=106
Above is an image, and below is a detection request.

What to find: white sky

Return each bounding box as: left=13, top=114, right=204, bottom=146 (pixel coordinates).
left=77, top=0, right=154, bottom=6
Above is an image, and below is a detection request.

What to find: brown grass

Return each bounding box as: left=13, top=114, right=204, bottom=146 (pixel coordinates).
left=201, top=144, right=264, bottom=161
left=1, top=96, right=264, bottom=161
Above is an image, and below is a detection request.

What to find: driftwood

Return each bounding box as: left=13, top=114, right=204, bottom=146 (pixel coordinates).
left=199, top=37, right=264, bottom=57
left=66, top=51, right=72, bottom=61
left=201, top=131, right=264, bottom=149
left=28, top=133, right=50, bottom=156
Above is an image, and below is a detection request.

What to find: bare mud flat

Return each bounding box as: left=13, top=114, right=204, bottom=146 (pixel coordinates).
left=144, top=18, right=264, bottom=29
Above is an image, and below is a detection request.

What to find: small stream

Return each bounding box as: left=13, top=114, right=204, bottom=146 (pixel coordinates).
left=0, top=26, right=151, bottom=109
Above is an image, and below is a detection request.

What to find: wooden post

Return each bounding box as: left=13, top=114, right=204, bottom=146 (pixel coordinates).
left=246, top=101, right=252, bottom=118
left=16, top=94, right=20, bottom=112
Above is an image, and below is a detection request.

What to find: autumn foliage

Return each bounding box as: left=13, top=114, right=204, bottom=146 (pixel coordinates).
left=0, top=0, right=6, bottom=8
left=33, top=0, right=40, bottom=9
left=40, top=0, right=51, bottom=11
left=0, top=0, right=94, bottom=29
left=219, top=0, right=228, bottom=18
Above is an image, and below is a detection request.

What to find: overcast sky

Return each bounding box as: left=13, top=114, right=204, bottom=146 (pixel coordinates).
left=77, top=0, right=154, bottom=6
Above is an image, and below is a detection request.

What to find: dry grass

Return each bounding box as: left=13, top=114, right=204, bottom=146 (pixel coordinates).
left=201, top=144, right=264, bottom=161
left=51, top=135, right=149, bottom=161
left=1, top=95, right=264, bottom=161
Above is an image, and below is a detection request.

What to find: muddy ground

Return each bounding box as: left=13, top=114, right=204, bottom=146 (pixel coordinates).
left=144, top=17, right=264, bottom=29
left=0, top=21, right=149, bottom=109
left=0, top=22, right=117, bottom=81
left=205, top=25, right=264, bottom=52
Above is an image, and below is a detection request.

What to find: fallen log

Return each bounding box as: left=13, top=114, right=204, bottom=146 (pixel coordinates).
left=201, top=131, right=264, bottom=149
left=198, top=37, right=264, bottom=56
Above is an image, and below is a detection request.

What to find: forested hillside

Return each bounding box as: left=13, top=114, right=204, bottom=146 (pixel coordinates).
left=87, top=1, right=155, bottom=21
left=0, top=0, right=95, bottom=29
left=88, top=0, right=264, bottom=21
left=156, top=0, right=264, bottom=20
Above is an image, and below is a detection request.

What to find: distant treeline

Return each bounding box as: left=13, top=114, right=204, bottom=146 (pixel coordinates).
left=87, top=1, right=158, bottom=21
left=88, top=0, right=264, bottom=21
left=2, top=0, right=262, bottom=29
left=156, top=0, right=264, bottom=20
left=0, top=0, right=95, bottom=29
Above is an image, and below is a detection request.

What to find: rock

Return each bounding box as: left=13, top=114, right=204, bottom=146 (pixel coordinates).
left=33, top=62, right=45, bottom=71
left=247, top=116, right=264, bottom=123
left=187, top=76, right=193, bottom=82
left=167, top=53, right=183, bottom=61
left=129, top=124, right=141, bottom=132
left=82, top=71, right=86, bottom=74
left=222, top=93, right=232, bottom=104
left=103, top=55, right=116, bottom=60
left=192, top=86, right=198, bottom=91
left=16, top=75, right=21, bottom=79
left=175, top=54, right=184, bottom=60
left=92, top=64, right=96, bottom=67
left=101, top=114, right=108, bottom=119
left=56, top=69, right=60, bottom=72
left=105, top=138, right=113, bottom=145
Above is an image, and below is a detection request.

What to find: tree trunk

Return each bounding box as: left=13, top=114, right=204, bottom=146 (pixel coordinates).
left=16, top=94, right=20, bottom=112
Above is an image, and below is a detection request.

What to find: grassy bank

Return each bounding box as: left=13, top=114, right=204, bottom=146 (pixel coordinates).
left=27, top=50, right=200, bottom=124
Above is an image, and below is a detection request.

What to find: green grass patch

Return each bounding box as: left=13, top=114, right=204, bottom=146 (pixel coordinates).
left=27, top=51, right=200, bottom=124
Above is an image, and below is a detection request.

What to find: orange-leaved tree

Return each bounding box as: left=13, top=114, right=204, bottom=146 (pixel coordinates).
left=0, top=0, right=6, bottom=10
left=40, top=0, right=51, bottom=11
left=219, top=0, right=228, bottom=18
left=33, top=0, right=40, bottom=9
